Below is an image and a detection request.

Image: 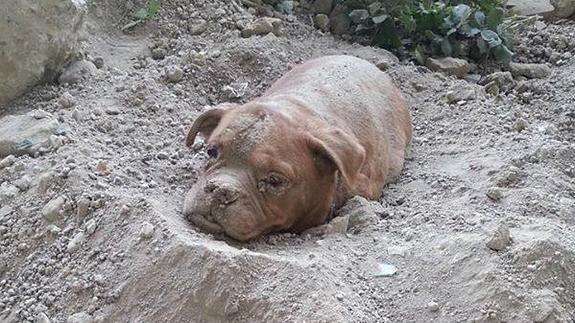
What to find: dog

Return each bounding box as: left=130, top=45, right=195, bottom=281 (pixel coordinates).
left=183, top=55, right=412, bottom=241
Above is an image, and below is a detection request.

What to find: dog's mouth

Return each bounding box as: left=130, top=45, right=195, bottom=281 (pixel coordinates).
left=186, top=212, right=224, bottom=234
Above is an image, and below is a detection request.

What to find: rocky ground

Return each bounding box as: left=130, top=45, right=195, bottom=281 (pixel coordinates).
left=0, top=0, right=574, bottom=322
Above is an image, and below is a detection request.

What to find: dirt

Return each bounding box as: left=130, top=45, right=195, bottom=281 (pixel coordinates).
left=0, top=1, right=574, bottom=322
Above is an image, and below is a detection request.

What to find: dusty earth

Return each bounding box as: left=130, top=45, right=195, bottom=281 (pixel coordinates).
left=1, top=0, right=574, bottom=322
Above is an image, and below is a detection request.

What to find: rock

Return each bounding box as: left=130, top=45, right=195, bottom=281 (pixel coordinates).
left=486, top=187, right=504, bottom=201
left=324, top=215, right=350, bottom=235
left=0, top=183, right=19, bottom=203
left=313, top=0, right=333, bottom=14
left=480, top=71, right=515, bottom=91
left=95, top=160, right=110, bottom=175
left=446, top=85, right=481, bottom=103
left=58, top=60, right=98, bottom=84
left=76, top=197, right=91, bottom=218
left=36, top=312, right=51, bottom=323
left=42, top=195, right=67, bottom=222
left=550, top=0, right=575, bottom=17
left=188, top=19, right=208, bottom=35
left=329, top=4, right=351, bottom=35
left=486, top=223, right=511, bottom=251
left=513, top=118, right=528, bottom=132
left=374, top=262, right=397, bottom=277
left=0, top=155, right=16, bottom=169
left=140, top=222, right=155, bottom=239
left=13, top=176, right=31, bottom=191
left=91, top=56, right=104, bottom=69
left=0, top=0, right=86, bottom=106
left=509, top=63, right=551, bottom=79
left=67, top=232, right=87, bottom=252
left=151, top=47, right=167, bottom=60
left=426, top=57, right=471, bottom=78
left=67, top=312, right=93, bottom=323
left=241, top=18, right=283, bottom=38
left=165, top=65, right=184, bottom=83
left=464, top=74, right=481, bottom=84
left=0, top=110, right=59, bottom=158
left=314, top=14, right=330, bottom=32
left=85, top=219, right=97, bottom=235
left=427, top=301, right=440, bottom=312
left=507, top=0, right=555, bottom=16
left=58, top=92, right=76, bottom=108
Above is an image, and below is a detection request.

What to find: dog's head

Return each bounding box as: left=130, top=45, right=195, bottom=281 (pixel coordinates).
left=183, top=103, right=365, bottom=241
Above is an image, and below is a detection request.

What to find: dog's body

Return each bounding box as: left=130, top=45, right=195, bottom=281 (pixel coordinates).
left=184, top=55, right=412, bottom=241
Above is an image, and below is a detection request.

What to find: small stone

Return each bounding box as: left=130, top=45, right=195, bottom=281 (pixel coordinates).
left=486, top=223, right=511, bottom=251
left=426, top=57, right=471, bottom=78
left=104, top=106, right=121, bottom=115
left=188, top=19, right=208, bottom=35
left=140, top=222, right=155, bottom=239
left=165, top=65, right=184, bottom=83
left=428, top=301, right=440, bottom=312
left=36, top=312, right=51, bottom=323
left=156, top=152, right=169, bottom=160
left=95, top=160, right=110, bottom=175
left=0, top=155, right=16, bottom=169
left=91, top=56, right=104, bottom=69
left=42, top=195, right=66, bottom=222
left=151, top=47, right=167, bottom=60
left=446, top=86, right=479, bottom=103
left=375, top=262, right=397, bottom=277
left=509, top=63, right=551, bottom=79
left=335, top=293, right=344, bottom=301
left=119, top=204, right=131, bottom=216
left=77, top=197, right=91, bottom=218
left=85, top=219, right=97, bottom=235
left=58, top=92, right=76, bottom=108
left=59, top=60, right=98, bottom=84
left=67, top=312, right=94, bottom=323
left=464, top=74, right=482, bottom=84
left=486, top=187, right=504, bottom=201
left=480, top=71, right=514, bottom=91
left=513, top=118, right=528, bottom=132
left=13, top=175, right=31, bottom=191
left=325, top=215, right=350, bottom=235
left=314, top=0, right=333, bottom=14
left=0, top=111, right=59, bottom=158
left=241, top=17, right=283, bottom=38
left=67, top=232, right=87, bottom=252
left=0, top=182, right=19, bottom=203
left=314, top=14, right=330, bottom=32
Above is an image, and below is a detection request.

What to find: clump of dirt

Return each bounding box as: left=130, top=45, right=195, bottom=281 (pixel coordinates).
left=0, top=0, right=574, bottom=322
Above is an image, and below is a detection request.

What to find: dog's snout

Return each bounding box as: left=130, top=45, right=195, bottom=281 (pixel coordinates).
left=205, top=180, right=240, bottom=205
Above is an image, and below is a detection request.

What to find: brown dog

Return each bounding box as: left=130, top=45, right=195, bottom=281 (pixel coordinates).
left=183, top=55, right=412, bottom=241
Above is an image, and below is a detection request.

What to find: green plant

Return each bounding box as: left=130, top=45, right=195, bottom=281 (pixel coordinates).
left=343, top=0, right=513, bottom=65
left=122, top=0, right=160, bottom=31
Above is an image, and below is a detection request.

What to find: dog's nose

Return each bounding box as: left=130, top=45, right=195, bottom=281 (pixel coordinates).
left=205, top=181, right=239, bottom=205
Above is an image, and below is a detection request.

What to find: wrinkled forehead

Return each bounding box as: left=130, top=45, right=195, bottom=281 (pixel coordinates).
left=211, top=109, right=274, bottom=158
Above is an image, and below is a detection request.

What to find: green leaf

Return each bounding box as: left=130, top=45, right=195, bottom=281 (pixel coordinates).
left=349, top=9, right=370, bottom=24
left=372, top=14, right=389, bottom=24
left=452, top=4, right=472, bottom=26
left=481, top=29, right=502, bottom=48
left=147, top=0, right=159, bottom=17
left=486, top=7, right=504, bottom=30
left=415, top=45, right=427, bottom=65
left=474, top=11, right=486, bottom=27
left=493, top=45, right=513, bottom=65
left=368, top=2, right=383, bottom=16
left=441, top=38, right=453, bottom=56
left=133, top=8, right=148, bottom=20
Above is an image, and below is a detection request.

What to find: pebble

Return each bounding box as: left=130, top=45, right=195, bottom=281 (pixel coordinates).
left=59, top=60, right=98, bottom=84
left=156, top=151, right=169, bottom=160
left=509, top=62, right=551, bottom=79
left=36, top=312, right=51, bottom=323
left=85, top=219, right=97, bottom=235
left=165, top=65, right=184, bottom=83
left=67, top=311, right=94, bottom=323
left=77, top=197, right=91, bottom=218
left=42, top=195, right=66, bottom=222
left=58, top=92, right=76, bottom=108
left=140, top=222, right=155, bottom=239
left=375, top=262, right=397, bottom=277
left=0, top=155, right=16, bottom=169
left=241, top=17, right=283, bottom=38
left=188, top=19, right=208, bottom=35
left=486, top=223, right=511, bottom=251
left=427, top=301, right=440, bottom=312
left=13, top=175, right=31, bottom=191
left=486, top=187, right=504, bottom=201
left=314, top=14, right=330, bottom=32
left=426, top=57, right=471, bottom=78
left=67, top=232, right=87, bottom=252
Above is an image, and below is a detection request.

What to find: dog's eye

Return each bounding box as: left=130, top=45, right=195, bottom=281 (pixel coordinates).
left=206, top=145, right=218, bottom=159
left=258, top=174, right=288, bottom=194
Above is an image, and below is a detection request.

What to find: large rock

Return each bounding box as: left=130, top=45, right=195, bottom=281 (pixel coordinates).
left=509, top=62, right=552, bottom=79
left=507, top=0, right=555, bottom=16
left=550, top=0, right=575, bottom=17
left=0, top=0, right=86, bottom=106
left=426, top=57, right=471, bottom=78
left=0, top=110, right=60, bottom=158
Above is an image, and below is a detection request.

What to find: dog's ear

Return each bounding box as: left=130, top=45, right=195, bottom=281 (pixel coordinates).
left=186, top=104, right=236, bottom=147
left=306, top=127, right=366, bottom=189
